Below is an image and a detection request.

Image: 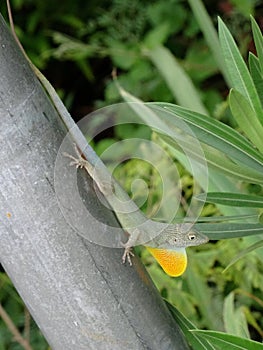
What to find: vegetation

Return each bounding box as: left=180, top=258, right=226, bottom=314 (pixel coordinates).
left=1, top=0, right=263, bottom=349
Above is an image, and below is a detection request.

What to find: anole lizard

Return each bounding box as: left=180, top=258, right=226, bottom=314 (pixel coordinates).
left=7, top=0, right=208, bottom=276
left=63, top=144, right=208, bottom=277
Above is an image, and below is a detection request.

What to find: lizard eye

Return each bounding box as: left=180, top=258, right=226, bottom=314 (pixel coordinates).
left=188, top=233, right=196, bottom=240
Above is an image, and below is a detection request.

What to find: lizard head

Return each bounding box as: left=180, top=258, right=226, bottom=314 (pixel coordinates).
left=145, top=223, right=208, bottom=277
left=150, top=223, right=209, bottom=249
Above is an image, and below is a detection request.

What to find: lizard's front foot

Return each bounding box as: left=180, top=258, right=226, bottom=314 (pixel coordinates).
left=63, top=145, right=113, bottom=196
left=121, top=244, right=135, bottom=266
left=121, top=228, right=141, bottom=266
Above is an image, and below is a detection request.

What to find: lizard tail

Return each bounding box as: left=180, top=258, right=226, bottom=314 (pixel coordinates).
left=146, top=247, right=187, bottom=277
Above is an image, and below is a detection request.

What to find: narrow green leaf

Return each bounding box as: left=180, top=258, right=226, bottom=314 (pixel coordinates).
left=162, top=133, right=263, bottom=185
left=202, top=148, right=263, bottom=185
left=249, top=53, right=263, bottom=107
left=218, top=18, right=263, bottom=124
left=229, top=89, right=263, bottom=153
left=192, top=330, right=263, bottom=349
left=166, top=302, right=217, bottom=350
left=196, top=223, right=263, bottom=240
left=147, top=45, right=208, bottom=115
left=223, top=292, right=250, bottom=338
left=224, top=240, right=263, bottom=272
left=186, top=214, right=259, bottom=223
left=187, top=0, right=231, bottom=86
left=196, top=192, right=263, bottom=208
left=115, top=87, right=263, bottom=183
left=153, top=102, right=263, bottom=173
left=251, top=16, right=263, bottom=74
left=244, top=307, right=263, bottom=337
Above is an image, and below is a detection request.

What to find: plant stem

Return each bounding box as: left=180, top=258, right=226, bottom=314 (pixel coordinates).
left=0, top=303, right=33, bottom=350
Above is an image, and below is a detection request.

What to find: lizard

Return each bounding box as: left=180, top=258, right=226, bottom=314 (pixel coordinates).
left=6, top=0, right=208, bottom=276
left=64, top=144, right=208, bottom=277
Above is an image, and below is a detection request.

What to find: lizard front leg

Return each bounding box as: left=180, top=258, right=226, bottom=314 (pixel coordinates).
left=121, top=228, right=141, bottom=266
left=63, top=144, right=114, bottom=196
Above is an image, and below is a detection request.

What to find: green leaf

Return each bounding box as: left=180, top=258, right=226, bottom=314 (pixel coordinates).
left=162, top=132, right=263, bottom=185
left=229, top=89, right=263, bottom=153
left=218, top=18, right=263, bottom=124
left=196, top=223, right=263, bottom=240
left=251, top=16, right=263, bottom=74
left=224, top=240, right=263, bottom=272
left=192, top=330, right=263, bottom=349
left=194, top=331, right=263, bottom=350
left=147, top=45, right=208, bottom=114
left=152, top=102, right=263, bottom=173
left=51, top=31, right=96, bottom=59
left=223, top=292, right=250, bottom=338
left=196, top=192, right=263, bottom=208
left=115, top=87, right=263, bottom=184
left=243, top=307, right=263, bottom=336
left=249, top=53, right=263, bottom=107
left=166, top=302, right=217, bottom=350
left=187, top=0, right=231, bottom=86
left=186, top=214, right=259, bottom=223
left=201, top=149, right=263, bottom=184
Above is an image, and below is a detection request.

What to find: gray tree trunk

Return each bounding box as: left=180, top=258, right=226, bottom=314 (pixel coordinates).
left=0, top=14, right=189, bottom=350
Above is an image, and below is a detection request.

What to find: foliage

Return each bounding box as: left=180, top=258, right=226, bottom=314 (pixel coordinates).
left=1, top=0, right=256, bottom=114
left=1, top=0, right=263, bottom=349
left=140, top=11, right=263, bottom=350
left=112, top=4, right=263, bottom=348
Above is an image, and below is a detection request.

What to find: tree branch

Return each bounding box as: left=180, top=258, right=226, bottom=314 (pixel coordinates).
left=0, top=13, right=189, bottom=350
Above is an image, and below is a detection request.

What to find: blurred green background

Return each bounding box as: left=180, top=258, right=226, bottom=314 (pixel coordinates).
left=0, top=0, right=263, bottom=348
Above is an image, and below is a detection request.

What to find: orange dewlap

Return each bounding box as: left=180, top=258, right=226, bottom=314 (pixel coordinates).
left=146, top=247, right=187, bottom=277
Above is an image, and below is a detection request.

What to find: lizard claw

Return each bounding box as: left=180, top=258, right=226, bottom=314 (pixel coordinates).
left=121, top=245, right=134, bottom=266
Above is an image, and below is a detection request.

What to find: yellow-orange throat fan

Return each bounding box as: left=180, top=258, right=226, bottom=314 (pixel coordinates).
left=146, top=247, right=187, bottom=277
